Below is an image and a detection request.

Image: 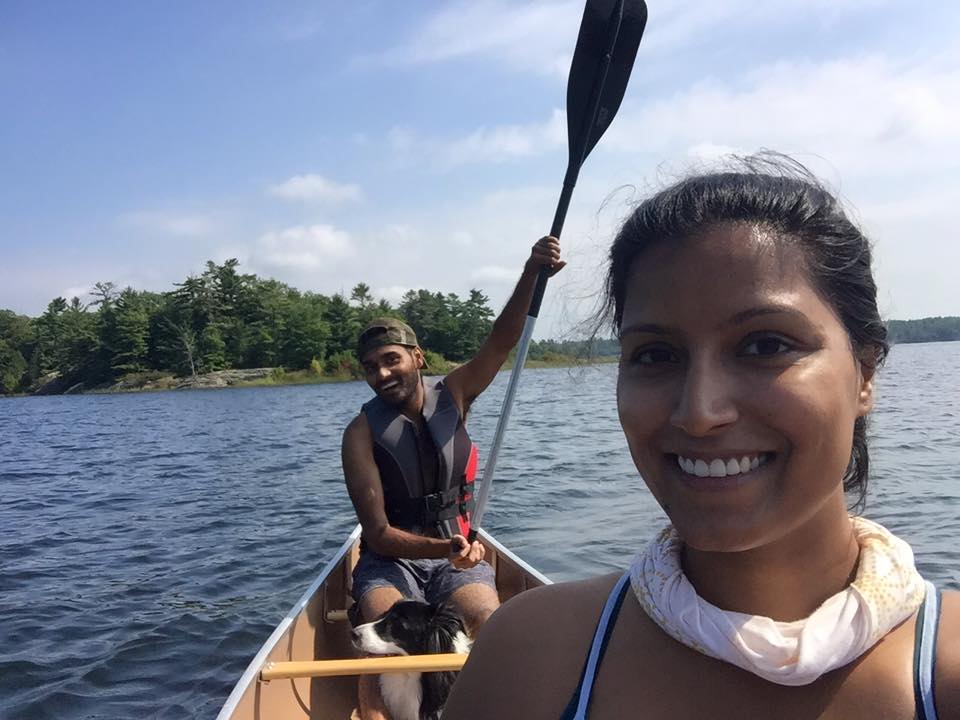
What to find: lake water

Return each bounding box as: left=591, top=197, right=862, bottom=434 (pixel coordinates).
left=2, top=341, right=959, bottom=719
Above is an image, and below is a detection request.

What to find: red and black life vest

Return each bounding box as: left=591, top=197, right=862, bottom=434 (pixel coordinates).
left=362, top=380, right=477, bottom=539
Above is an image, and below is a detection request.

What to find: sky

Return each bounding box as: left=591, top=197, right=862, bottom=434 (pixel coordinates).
left=2, top=1, right=958, bottom=338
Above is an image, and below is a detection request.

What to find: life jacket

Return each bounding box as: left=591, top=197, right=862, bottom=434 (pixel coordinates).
left=361, top=379, right=477, bottom=539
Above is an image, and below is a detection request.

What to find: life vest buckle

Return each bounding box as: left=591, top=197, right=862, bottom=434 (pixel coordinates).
left=421, top=492, right=445, bottom=513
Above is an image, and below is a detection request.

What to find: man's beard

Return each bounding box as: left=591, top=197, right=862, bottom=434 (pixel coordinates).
left=377, top=370, right=420, bottom=407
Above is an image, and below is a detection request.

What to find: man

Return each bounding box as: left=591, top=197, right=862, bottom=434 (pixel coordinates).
left=341, top=235, right=563, bottom=719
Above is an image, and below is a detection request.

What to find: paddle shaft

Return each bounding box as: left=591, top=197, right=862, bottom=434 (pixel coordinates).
left=468, top=3, right=624, bottom=544
left=260, top=653, right=467, bottom=680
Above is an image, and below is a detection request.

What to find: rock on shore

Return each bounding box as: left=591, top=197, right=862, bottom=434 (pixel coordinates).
left=30, top=368, right=279, bottom=395
left=172, top=368, right=275, bottom=389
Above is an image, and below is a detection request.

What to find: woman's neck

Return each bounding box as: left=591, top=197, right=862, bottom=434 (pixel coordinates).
left=680, top=497, right=860, bottom=622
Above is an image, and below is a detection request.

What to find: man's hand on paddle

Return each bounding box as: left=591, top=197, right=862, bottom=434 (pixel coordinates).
left=527, top=235, right=566, bottom=277
left=449, top=535, right=485, bottom=569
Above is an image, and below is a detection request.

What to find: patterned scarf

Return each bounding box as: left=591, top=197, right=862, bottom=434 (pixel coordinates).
left=629, top=516, right=925, bottom=686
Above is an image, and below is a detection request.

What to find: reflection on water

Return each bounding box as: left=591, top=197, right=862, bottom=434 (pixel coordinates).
left=1, top=341, right=958, bottom=718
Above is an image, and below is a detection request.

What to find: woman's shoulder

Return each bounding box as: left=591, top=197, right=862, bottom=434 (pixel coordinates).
left=442, top=572, right=623, bottom=719
left=495, top=571, right=623, bottom=622
left=468, top=572, right=624, bottom=640
left=481, top=572, right=626, bottom=651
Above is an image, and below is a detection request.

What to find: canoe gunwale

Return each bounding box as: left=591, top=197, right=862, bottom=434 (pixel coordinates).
left=479, top=528, right=552, bottom=588
left=215, top=525, right=363, bottom=720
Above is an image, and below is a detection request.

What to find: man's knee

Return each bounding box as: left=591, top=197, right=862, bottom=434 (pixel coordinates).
left=358, top=585, right=404, bottom=623
left=448, top=583, right=500, bottom=636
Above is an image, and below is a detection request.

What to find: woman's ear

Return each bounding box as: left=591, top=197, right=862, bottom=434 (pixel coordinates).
left=856, top=352, right=877, bottom=416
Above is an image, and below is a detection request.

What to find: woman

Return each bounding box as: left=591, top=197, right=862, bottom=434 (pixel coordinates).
left=443, top=155, right=958, bottom=719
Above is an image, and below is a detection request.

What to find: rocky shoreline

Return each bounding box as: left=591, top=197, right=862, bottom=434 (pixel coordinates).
left=30, top=368, right=279, bottom=396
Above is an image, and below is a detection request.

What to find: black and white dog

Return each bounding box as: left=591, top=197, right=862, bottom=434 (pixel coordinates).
left=351, top=600, right=472, bottom=720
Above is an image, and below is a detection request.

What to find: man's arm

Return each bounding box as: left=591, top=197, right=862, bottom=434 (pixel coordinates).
left=342, top=414, right=485, bottom=565
left=444, top=236, right=564, bottom=414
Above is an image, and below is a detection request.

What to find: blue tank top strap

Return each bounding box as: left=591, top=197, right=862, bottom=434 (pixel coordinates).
left=914, top=579, right=942, bottom=720
left=559, top=572, right=632, bottom=720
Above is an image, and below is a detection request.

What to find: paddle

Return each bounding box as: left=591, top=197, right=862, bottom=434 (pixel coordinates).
left=467, top=0, right=648, bottom=544
left=260, top=654, right=467, bottom=680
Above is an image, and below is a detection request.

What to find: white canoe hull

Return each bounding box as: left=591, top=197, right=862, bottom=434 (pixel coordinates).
left=218, top=526, right=550, bottom=720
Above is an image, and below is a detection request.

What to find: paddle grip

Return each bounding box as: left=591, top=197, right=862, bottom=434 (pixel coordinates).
left=466, top=528, right=478, bottom=544
left=529, top=172, right=578, bottom=318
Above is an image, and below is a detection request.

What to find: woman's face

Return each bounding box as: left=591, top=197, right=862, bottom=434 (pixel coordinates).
left=616, top=223, right=874, bottom=552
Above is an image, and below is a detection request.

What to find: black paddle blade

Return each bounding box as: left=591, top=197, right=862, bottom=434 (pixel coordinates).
left=566, top=0, right=647, bottom=167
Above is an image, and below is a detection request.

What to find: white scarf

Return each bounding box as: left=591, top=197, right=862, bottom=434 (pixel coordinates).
left=629, top=516, right=925, bottom=686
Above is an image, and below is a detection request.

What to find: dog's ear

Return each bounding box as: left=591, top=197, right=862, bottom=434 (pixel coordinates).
left=431, top=602, right=466, bottom=633
left=425, top=615, right=451, bottom=654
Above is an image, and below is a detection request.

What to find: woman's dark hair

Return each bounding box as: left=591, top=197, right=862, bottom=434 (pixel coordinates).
left=605, top=153, right=887, bottom=510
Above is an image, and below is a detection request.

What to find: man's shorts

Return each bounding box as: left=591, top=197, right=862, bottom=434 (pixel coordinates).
left=350, top=546, right=496, bottom=614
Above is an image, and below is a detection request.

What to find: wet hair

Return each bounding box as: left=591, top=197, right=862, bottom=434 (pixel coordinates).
left=605, top=153, right=887, bottom=510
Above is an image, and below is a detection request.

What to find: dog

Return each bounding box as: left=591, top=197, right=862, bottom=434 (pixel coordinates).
left=351, top=600, right=472, bottom=720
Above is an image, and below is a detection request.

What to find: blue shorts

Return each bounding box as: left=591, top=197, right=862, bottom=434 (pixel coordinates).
left=351, top=547, right=496, bottom=610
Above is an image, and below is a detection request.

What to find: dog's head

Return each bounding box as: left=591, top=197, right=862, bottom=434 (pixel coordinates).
left=351, top=600, right=469, bottom=657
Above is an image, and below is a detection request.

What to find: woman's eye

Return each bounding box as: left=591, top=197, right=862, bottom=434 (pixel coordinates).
left=630, top=347, right=677, bottom=365
left=742, top=336, right=792, bottom=356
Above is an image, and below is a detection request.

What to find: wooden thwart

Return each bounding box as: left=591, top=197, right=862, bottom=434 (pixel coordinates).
left=260, top=654, right=468, bottom=680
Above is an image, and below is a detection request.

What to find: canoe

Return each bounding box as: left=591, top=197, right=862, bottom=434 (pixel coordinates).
left=217, top=525, right=550, bottom=720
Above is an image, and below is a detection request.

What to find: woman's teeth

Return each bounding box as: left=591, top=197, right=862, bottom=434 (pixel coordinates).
left=676, top=454, right=769, bottom=478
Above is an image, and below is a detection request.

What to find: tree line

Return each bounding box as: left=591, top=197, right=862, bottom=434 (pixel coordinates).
left=886, top=317, right=960, bottom=345
left=8, top=260, right=949, bottom=397
left=0, top=259, right=501, bottom=394
left=0, top=259, right=608, bottom=395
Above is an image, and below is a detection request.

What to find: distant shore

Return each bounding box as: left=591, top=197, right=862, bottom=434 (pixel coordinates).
left=11, top=336, right=960, bottom=398
left=5, top=355, right=617, bottom=397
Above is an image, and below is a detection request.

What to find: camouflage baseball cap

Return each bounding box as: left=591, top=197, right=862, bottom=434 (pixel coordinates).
left=357, top=317, right=426, bottom=365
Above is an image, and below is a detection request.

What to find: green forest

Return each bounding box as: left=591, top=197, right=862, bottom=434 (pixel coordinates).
left=886, top=316, right=960, bottom=345
left=0, top=259, right=613, bottom=396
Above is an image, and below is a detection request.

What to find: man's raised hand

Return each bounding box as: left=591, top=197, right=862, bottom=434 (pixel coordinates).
left=527, top=236, right=566, bottom=278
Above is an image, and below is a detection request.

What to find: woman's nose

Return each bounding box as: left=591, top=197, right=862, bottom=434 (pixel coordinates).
left=669, top=360, right=738, bottom=436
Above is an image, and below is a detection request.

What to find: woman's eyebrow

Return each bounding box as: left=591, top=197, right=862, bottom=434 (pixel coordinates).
left=725, top=304, right=815, bottom=328
left=619, top=323, right=671, bottom=337
left=620, top=305, right=819, bottom=338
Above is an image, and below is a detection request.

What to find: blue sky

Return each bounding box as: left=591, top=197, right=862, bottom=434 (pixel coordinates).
left=2, top=1, right=959, bottom=337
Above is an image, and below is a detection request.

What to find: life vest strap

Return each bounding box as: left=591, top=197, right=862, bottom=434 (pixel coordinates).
left=390, top=483, right=474, bottom=525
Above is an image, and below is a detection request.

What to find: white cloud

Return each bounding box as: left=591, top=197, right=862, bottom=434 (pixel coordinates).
left=268, top=174, right=362, bottom=204
left=446, top=109, right=566, bottom=165
left=360, top=0, right=893, bottom=79
left=256, top=224, right=355, bottom=269
left=451, top=231, right=474, bottom=247
left=471, top=265, right=519, bottom=283
left=383, top=224, right=418, bottom=242
left=601, top=55, right=960, bottom=174
left=388, top=126, right=416, bottom=152
left=357, top=0, right=581, bottom=78
left=61, top=286, right=95, bottom=304
left=643, top=0, right=891, bottom=56
left=388, top=109, right=566, bottom=168
left=575, top=52, right=960, bottom=321
left=119, top=211, right=218, bottom=237
left=375, top=285, right=413, bottom=304
left=685, top=142, right=747, bottom=162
